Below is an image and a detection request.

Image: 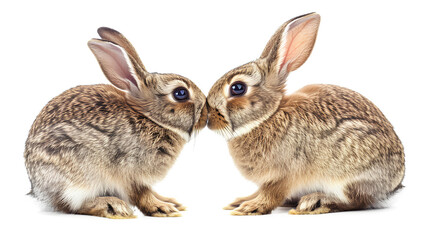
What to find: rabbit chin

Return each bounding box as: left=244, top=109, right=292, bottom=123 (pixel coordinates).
left=214, top=117, right=267, bottom=141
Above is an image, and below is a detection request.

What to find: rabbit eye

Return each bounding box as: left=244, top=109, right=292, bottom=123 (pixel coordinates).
left=230, top=82, right=247, bottom=96
left=173, top=87, right=189, bottom=102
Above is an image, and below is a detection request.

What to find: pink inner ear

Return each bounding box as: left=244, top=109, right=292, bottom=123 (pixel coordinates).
left=90, top=40, right=139, bottom=90
left=278, top=15, right=320, bottom=73
left=279, top=23, right=309, bottom=72
left=279, top=33, right=300, bottom=72
left=102, top=43, right=139, bottom=88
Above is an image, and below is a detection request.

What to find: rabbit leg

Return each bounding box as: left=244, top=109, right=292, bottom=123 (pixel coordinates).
left=130, top=185, right=181, bottom=217
left=151, top=191, right=186, bottom=211
left=77, top=196, right=135, bottom=219
left=230, top=180, right=288, bottom=215
left=223, top=190, right=260, bottom=210
left=289, top=192, right=345, bottom=215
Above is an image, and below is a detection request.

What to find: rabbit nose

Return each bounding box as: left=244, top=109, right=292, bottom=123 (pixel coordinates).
left=207, top=103, right=217, bottom=119
left=207, top=105, right=228, bottom=130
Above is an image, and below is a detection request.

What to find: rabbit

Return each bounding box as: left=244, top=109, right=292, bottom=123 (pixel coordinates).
left=24, top=27, right=207, bottom=218
left=206, top=13, right=405, bottom=215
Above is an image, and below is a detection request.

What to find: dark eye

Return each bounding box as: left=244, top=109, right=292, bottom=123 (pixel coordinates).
left=230, top=82, right=247, bottom=96
left=173, top=87, right=189, bottom=101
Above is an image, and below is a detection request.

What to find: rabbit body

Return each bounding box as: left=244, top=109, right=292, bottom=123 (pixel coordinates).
left=24, top=27, right=207, bottom=218
left=207, top=13, right=405, bottom=215
left=228, top=84, right=404, bottom=207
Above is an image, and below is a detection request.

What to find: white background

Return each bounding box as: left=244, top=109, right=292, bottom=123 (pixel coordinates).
left=1, top=0, right=428, bottom=239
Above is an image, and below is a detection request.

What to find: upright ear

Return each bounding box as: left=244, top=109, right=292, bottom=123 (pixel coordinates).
left=88, top=39, right=141, bottom=97
left=97, top=27, right=147, bottom=72
left=261, top=13, right=320, bottom=85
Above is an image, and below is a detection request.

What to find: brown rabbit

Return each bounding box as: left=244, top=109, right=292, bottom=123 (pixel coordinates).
left=207, top=13, right=404, bottom=215
left=24, top=27, right=207, bottom=218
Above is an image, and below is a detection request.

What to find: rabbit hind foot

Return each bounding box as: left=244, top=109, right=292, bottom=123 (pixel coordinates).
left=288, top=192, right=343, bottom=215
left=77, top=196, right=136, bottom=219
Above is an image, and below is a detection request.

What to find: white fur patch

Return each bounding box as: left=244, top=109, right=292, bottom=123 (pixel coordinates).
left=61, top=181, right=129, bottom=211
left=289, top=179, right=349, bottom=203
left=213, top=115, right=267, bottom=141
left=213, top=112, right=271, bottom=141
left=62, top=187, right=95, bottom=211
left=224, top=104, right=277, bottom=141
left=160, top=125, right=190, bottom=142
left=229, top=117, right=267, bottom=140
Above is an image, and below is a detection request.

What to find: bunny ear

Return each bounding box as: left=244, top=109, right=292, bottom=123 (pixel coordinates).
left=261, top=13, right=320, bottom=85
left=97, top=27, right=147, bottom=72
left=88, top=39, right=141, bottom=97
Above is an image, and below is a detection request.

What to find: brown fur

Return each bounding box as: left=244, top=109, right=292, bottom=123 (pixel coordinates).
left=207, top=13, right=405, bottom=215
left=194, top=102, right=208, bottom=131
left=207, top=105, right=228, bottom=130
left=24, top=27, right=206, bottom=218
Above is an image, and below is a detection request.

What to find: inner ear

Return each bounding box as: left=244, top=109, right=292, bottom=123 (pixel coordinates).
left=261, top=13, right=321, bottom=86
left=88, top=39, right=139, bottom=92
left=95, top=41, right=139, bottom=88
left=277, top=14, right=320, bottom=73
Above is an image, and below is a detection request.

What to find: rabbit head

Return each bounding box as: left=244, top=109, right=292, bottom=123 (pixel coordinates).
left=207, top=13, right=320, bottom=139
left=88, top=27, right=207, bottom=141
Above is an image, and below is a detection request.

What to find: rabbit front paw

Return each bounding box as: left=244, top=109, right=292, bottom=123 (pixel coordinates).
left=223, top=191, right=260, bottom=210
left=166, top=200, right=186, bottom=211
left=223, top=201, right=242, bottom=210
left=223, top=197, right=248, bottom=210
left=153, top=193, right=186, bottom=211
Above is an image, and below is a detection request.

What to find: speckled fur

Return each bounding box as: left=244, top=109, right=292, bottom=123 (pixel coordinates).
left=24, top=27, right=207, bottom=218
left=207, top=13, right=404, bottom=215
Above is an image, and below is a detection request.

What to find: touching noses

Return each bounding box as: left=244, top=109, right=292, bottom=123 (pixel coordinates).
left=207, top=102, right=228, bottom=130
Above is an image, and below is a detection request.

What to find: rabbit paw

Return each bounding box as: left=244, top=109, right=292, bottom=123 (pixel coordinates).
left=224, top=192, right=260, bottom=210
left=78, top=197, right=136, bottom=219
left=289, top=193, right=334, bottom=215
left=230, top=199, right=273, bottom=216
left=158, top=197, right=186, bottom=211
left=171, top=202, right=186, bottom=211
left=223, top=199, right=245, bottom=210
left=142, top=201, right=182, bottom=217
